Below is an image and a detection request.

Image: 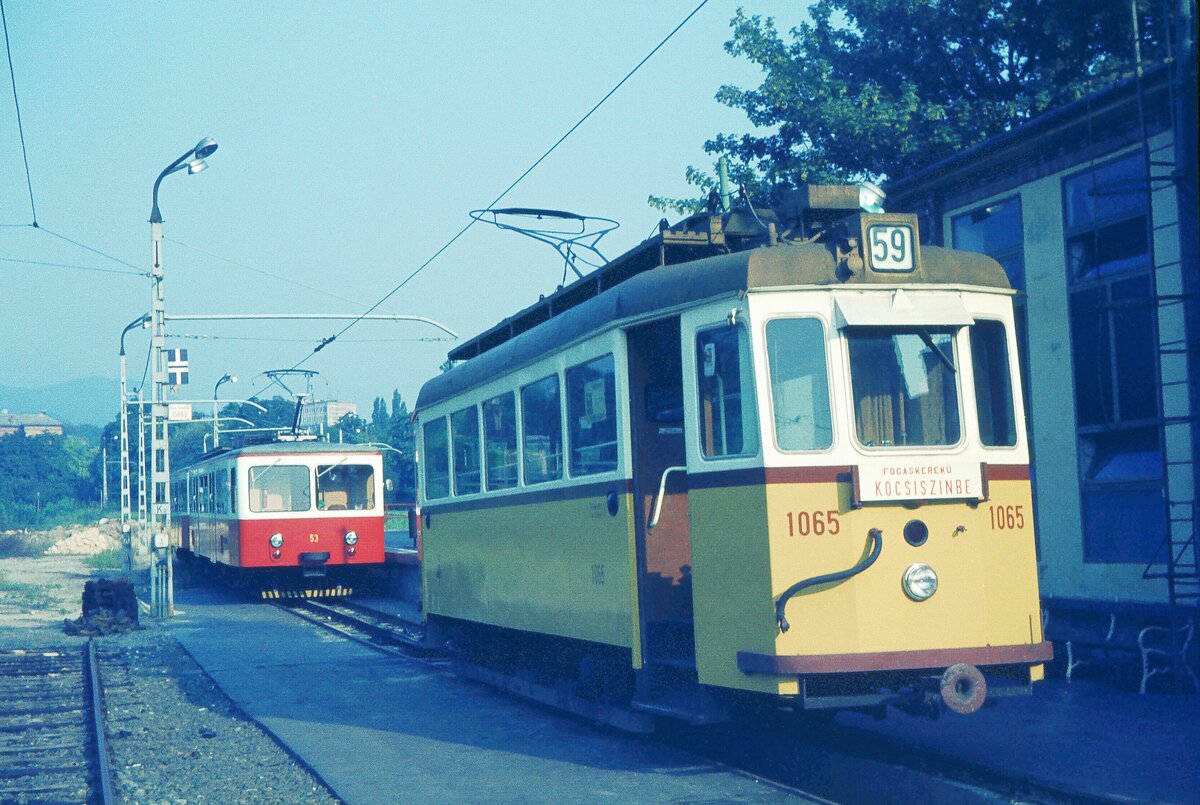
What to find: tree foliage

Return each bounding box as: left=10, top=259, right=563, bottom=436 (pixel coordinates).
left=652, top=0, right=1167, bottom=212
left=328, top=391, right=416, bottom=503
left=0, top=434, right=101, bottom=529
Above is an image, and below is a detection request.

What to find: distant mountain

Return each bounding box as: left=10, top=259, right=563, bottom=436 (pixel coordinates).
left=0, top=377, right=121, bottom=427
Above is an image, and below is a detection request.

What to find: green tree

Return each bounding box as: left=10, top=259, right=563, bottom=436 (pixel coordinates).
left=0, top=434, right=102, bottom=529
left=652, top=1, right=1166, bottom=212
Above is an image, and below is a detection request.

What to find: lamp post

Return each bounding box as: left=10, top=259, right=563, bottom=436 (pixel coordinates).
left=118, top=315, right=150, bottom=517
left=213, top=374, right=237, bottom=449
left=148, top=136, right=218, bottom=619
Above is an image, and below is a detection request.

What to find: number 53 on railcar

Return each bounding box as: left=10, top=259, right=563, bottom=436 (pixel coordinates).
left=414, top=185, right=1052, bottom=723
left=171, top=443, right=386, bottom=598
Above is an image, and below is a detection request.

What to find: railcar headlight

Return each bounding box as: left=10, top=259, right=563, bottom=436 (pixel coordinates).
left=902, top=563, right=938, bottom=601
left=269, top=533, right=284, bottom=549
left=344, top=530, right=358, bottom=546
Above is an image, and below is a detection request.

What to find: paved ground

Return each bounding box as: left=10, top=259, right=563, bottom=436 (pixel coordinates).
left=836, top=678, right=1199, bottom=804
left=357, top=595, right=1200, bottom=805
left=169, top=587, right=813, bottom=804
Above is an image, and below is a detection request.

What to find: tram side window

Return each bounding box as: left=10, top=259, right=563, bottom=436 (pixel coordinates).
left=696, top=325, right=758, bottom=457
left=970, top=321, right=1017, bottom=447
left=766, top=318, right=833, bottom=451
left=317, top=464, right=376, bottom=510
left=423, top=418, right=450, bottom=499
left=451, top=406, right=482, bottom=495
left=567, top=354, right=617, bottom=476
left=522, top=374, right=563, bottom=484
left=229, top=467, right=237, bottom=513
left=248, top=465, right=311, bottom=513
left=483, top=393, right=518, bottom=490
left=847, top=328, right=961, bottom=447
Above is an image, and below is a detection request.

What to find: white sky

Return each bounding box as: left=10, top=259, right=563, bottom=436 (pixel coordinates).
left=0, top=1, right=801, bottom=414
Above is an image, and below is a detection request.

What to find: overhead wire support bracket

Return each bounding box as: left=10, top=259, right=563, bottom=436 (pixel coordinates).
left=470, top=207, right=619, bottom=280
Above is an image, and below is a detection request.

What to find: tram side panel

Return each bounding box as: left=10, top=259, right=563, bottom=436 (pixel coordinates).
left=422, top=485, right=637, bottom=653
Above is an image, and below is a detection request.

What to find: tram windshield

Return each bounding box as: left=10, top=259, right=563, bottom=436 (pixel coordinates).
left=249, top=464, right=312, bottom=512
left=317, top=464, right=376, bottom=510
left=847, top=328, right=961, bottom=447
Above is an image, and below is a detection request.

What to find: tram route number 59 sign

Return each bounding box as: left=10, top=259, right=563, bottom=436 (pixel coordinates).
left=866, top=223, right=915, bottom=272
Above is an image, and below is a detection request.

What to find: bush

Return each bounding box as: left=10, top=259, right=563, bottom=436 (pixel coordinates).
left=0, top=531, right=58, bottom=557
left=85, top=547, right=124, bottom=570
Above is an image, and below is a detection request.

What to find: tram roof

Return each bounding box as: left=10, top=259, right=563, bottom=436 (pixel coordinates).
left=416, top=239, right=1007, bottom=412
left=180, top=441, right=383, bottom=469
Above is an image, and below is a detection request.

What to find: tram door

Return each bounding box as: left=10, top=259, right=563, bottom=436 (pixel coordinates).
left=626, top=318, right=694, bottom=668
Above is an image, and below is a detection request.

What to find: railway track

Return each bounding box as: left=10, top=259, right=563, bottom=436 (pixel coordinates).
left=274, top=599, right=1127, bottom=804
left=0, top=641, right=114, bottom=804
left=274, top=599, right=441, bottom=663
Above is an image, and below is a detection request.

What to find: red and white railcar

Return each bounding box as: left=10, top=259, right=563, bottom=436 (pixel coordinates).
left=172, top=442, right=386, bottom=597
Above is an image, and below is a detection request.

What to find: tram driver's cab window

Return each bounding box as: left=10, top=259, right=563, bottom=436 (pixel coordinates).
left=766, top=318, right=833, bottom=451
left=317, top=464, right=376, bottom=510
left=696, top=325, right=758, bottom=458
left=249, top=465, right=311, bottom=513
left=969, top=321, right=1017, bottom=447
left=847, top=328, right=961, bottom=447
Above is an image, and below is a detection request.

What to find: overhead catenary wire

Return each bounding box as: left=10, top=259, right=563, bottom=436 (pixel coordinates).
left=174, top=333, right=453, bottom=344
left=1, top=0, right=37, bottom=224
left=279, top=0, right=711, bottom=373
left=0, top=254, right=145, bottom=277
left=36, top=225, right=145, bottom=272
left=165, top=236, right=370, bottom=307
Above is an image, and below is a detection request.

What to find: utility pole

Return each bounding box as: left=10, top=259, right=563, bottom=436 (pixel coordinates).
left=147, top=137, right=218, bottom=618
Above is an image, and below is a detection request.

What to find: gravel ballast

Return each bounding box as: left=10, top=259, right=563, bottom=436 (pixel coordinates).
left=1, top=533, right=341, bottom=805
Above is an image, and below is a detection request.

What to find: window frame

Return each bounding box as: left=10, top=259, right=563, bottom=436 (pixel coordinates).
left=482, top=391, right=520, bottom=491
left=520, top=373, right=565, bottom=486
left=1062, top=151, right=1153, bottom=285
left=421, top=416, right=451, bottom=500
left=842, top=325, right=967, bottom=451
left=566, top=353, right=620, bottom=478
left=450, top=404, right=483, bottom=496
left=968, top=318, right=1020, bottom=450
left=247, top=463, right=313, bottom=513
left=951, top=195, right=1026, bottom=291
left=762, top=315, right=836, bottom=455
left=694, top=321, right=761, bottom=461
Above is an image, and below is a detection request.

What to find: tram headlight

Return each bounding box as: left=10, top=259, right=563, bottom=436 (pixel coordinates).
left=269, top=532, right=284, bottom=549
left=344, top=530, right=359, bottom=546
left=902, top=563, right=938, bottom=601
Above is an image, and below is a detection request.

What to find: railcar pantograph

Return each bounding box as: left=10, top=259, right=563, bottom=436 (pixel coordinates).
left=414, top=183, right=1051, bottom=725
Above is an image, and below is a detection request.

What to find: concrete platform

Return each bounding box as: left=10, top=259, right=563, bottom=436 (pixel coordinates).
left=352, top=597, right=1199, bottom=802
left=835, top=676, right=1199, bottom=804
left=168, top=587, right=811, bottom=804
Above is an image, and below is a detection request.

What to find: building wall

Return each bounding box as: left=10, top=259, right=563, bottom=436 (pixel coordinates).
left=938, top=132, right=1188, bottom=604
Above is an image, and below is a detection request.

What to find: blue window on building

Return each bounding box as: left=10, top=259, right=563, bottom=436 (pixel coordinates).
left=952, top=196, right=1025, bottom=291
left=1063, top=153, right=1164, bottom=564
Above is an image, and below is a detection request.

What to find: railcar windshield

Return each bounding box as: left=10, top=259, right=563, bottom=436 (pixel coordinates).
left=316, top=464, right=376, bottom=511
left=847, top=327, right=961, bottom=447
left=249, top=464, right=311, bottom=512
left=765, top=318, right=833, bottom=451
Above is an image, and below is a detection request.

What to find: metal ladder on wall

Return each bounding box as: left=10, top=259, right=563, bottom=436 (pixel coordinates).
left=1133, top=0, right=1200, bottom=691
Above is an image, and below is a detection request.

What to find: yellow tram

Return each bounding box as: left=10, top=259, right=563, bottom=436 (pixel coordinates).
left=414, top=185, right=1051, bottom=723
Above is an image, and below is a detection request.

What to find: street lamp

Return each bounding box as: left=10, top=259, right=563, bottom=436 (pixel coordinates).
left=148, top=136, right=218, bottom=619
left=213, top=373, right=237, bottom=448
